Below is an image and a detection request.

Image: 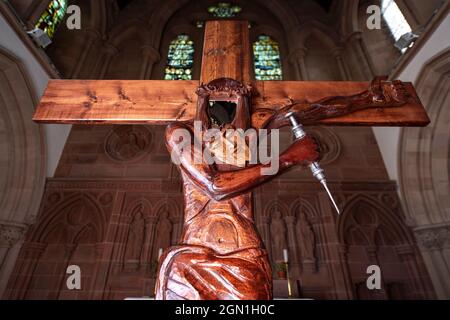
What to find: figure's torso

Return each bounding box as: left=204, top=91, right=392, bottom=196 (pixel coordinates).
left=180, top=171, right=263, bottom=255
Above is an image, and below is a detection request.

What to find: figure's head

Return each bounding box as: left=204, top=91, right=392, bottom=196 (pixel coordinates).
left=195, top=78, right=252, bottom=131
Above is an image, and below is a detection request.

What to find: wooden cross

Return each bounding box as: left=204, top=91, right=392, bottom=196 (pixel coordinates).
left=34, top=21, right=428, bottom=127
left=33, top=21, right=429, bottom=300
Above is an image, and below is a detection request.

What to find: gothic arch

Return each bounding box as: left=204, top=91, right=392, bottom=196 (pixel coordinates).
left=399, top=47, right=450, bottom=226
left=263, top=200, right=289, bottom=219
left=144, top=0, right=300, bottom=51
left=108, top=19, right=152, bottom=48
left=0, top=47, right=45, bottom=226
left=124, top=198, right=152, bottom=219
left=398, top=47, right=450, bottom=299
left=338, top=194, right=414, bottom=246
left=297, top=21, right=341, bottom=51
left=289, top=198, right=318, bottom=219
left=31, top=194, right=106, bottom=244
left=153, top=198, right=180, bottom=219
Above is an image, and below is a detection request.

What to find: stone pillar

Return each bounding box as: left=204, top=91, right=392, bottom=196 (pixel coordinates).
left=258, top=216, right=271, bottom=247
left=284, top=215, right=300, bottom=274
left=346, top=31, right=375, bottom=79
left=98, top=44, right=119, bottom=79
left=289, top=47, right=308, bottom=80
left=415, top=225, right=450, bottom=299
left=140, top=45, right=160, bottom=80
left=395, top=244, right=427, bottom=299
left=365, top=245, right=388, bottom=299
left=331, top=47, right=351, bottom=80
left=6, top=242, right=46, bottom=299
left=70, top=28, right=101, bottom=79
left=142, top=217, right=157, bottom=264
left=0, top=223, right=27, bottom=297
left=337, top=244, right=354, bottom=299
left=53, top=244, right=77, bottom=299
left=171, top=218, right=183, bottom=245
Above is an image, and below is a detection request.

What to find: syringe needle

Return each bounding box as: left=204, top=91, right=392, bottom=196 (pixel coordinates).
left=320, top=180, right=340, bottom=215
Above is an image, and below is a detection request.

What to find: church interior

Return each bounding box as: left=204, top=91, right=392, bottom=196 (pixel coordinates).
left=0, top=0, right=449, bottom=300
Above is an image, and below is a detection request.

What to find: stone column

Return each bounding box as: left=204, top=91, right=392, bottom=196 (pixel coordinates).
left=346, top=31, right=375, bottom=79
left=171, top=218, right=183, bottom=245
left=284, top=215, right=300, bottom=275
left=395, top=244, right=427, bottom=299
left=331, top=47, right=351, bottom=80
left=288, top=47, right=308, bottom=80
left=70, top=28, right=101, bottom=79
left=7, top=242, right=46, bottom=299
left=258, top=216, right=271, bottom=249
left=337, top=244, right=354, bottom=299
left=0, top=223, right=27, bottom=297
left=53, top=244, right=77, bottom=299
left=140, top=45, right=161, bottom=80
left=365, top=245, right=388, bottom=299
left=98, top=44, right=119, bottom=79
left=142, top=217, right=157, bottom=264
left=415, top=226, right=450, bottom=299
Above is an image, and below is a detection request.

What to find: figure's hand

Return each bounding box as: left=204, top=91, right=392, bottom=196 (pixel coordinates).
left=280, top=136, right=320, bottom=167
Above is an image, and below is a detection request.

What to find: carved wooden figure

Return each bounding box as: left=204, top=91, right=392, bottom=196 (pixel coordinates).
left=32, top=20, right=430, bottom=300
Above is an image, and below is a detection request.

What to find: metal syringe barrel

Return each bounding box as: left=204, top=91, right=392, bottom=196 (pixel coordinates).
left=285, top=112, right=340, bottom=214
left=286, top=111, right=325, bottom=182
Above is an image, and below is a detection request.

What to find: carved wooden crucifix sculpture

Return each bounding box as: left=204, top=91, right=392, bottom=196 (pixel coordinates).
left=33, top=21, right=429, bottom=300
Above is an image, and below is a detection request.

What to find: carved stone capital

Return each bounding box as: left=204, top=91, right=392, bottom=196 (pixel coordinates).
left=145, top=216, right=158, bottom=225
left=84, top=27, right=101, bottom=41
left=0, top=222, right=27, bottom=247
left=283, top=215, right=296, bottom=225
left=394, top=244, right=415, bottom=257
left=103, top=43, right=119, bottom=56
left=346, top=31, right=363, bottom=43
left=141, top=45, right=160, bottom=62
left=414, top=224, right=450, bottom=250
left=288, top=47, right=307, bottom=63
left=330, top=47, right=344, bottom=59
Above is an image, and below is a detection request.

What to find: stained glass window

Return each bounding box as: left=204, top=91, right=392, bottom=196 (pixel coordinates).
left=36, top=0, right=68, bottom=39
left=207, top=2, right=242, bottom=18
left=165, top=35, right=194, bottom=80
left=381, top=0, right=412, bottom=51
left=253, top=35, right=283, bottom=81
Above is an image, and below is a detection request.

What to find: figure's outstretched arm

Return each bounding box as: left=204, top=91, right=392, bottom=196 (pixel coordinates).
left=166, top=122, right=318, bottom=201
left=252, top=77, right=409, bottom=129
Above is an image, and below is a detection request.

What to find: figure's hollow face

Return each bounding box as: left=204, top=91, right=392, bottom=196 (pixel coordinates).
left=208, top=100, right=237, bottom=127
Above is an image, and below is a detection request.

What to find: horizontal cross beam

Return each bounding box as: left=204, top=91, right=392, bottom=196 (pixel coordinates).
left=33, top=79, right=429, bottom=127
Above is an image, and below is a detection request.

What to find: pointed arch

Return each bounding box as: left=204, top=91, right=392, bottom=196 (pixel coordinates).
left=0, top=47, right=45, bottom=225
left=31, top=193, right=106, bottom=243
left=338, top=194, right=414, bottom=246
left=263, top=200, right=289, bottom=219
left=124, top=198, right=152, bottom=219
left=289, top=198, right=318, bottom=219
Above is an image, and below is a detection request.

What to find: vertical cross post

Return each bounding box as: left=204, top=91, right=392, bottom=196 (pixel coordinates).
left=201, top=20, right=252, bottom=83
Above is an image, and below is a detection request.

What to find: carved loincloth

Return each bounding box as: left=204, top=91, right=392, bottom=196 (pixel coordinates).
left=155, top=245, right=272, bottom=300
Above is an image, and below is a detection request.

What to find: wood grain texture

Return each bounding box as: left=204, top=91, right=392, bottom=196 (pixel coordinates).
left=33, top=80, right=199, bottom=124
left=252, top=80, right=430, bottom=127
left=200, top=20, right=252, bottom=83
left=155, top=120, right=319, bottom=300
left=33, top=79, right=429, bottom=127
